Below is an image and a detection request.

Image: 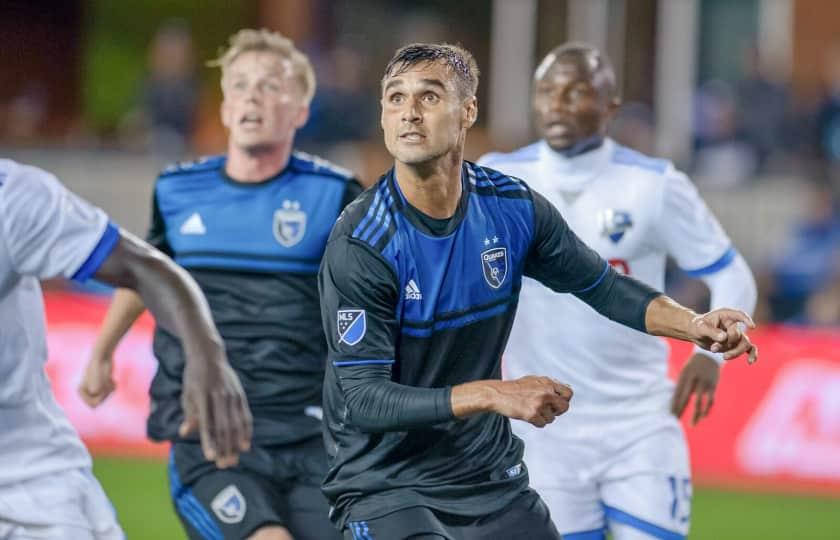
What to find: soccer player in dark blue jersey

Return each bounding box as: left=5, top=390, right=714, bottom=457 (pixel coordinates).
left=318, top=43, right=758, bottom=540
left=79, top=30, right=361, bottom=540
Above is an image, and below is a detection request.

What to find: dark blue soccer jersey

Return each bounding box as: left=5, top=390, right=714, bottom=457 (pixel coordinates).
left=145, top=152, right=362, bottom=448
left=318, top=162, right=654, bottom=527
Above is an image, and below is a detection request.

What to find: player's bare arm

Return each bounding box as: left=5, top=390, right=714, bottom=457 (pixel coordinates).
left=451, top=377, right=573, bottom=428
left=92, top=229, right=252, bottom=468
left=78, top=288, right=145, bottom=407
left=644, top=295, right=758, bottom=364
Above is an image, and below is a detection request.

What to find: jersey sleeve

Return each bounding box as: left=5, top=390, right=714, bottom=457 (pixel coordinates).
left=657, top=172, right=734, bottom=276
left=0, top=163, right=119, bottom=281
left=524, top=189, right=610, bottom=293
left=319, top=234, right=399, bottom=365
left=145, top=186, right=173, bottom=256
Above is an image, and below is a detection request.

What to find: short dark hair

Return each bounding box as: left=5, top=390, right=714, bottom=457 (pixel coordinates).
left=383, top=43, right=479, bottom=99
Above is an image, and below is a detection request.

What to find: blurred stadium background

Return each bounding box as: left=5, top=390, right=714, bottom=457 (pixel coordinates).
left=3, top=0, right=839, bottom=538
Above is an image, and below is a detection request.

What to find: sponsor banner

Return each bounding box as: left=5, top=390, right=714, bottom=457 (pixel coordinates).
left=42, top=293, right=840, bottom=495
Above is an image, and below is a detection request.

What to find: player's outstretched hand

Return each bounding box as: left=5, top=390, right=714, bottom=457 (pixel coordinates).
left=492, top=376, right=573, bottom=428
left=78, top=351, right=116, bottom=408
left=179, top=353, right=253, bottom=469
left=689, top=308, right=758, bottom=364
left=671, top=353, right=720, bottom=425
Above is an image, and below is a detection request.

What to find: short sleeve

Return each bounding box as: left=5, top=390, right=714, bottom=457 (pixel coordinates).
left=0, top=163, right=119, bottom=281
left=524, top=189, right=610, bottom=293
left=657, top=172, right=734, bottom=276
left=319, top=235, right=399, bottom=365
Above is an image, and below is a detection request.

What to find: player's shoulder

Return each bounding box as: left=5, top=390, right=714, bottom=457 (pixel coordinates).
left=330, top=175, right=397, bottom=253
left=0, top=159, right=63, bottom=206
left=466, top=161, right=532, bottom=200
left=158, top=155, right=225, bottom=181
left=608, top=141, right=675, bottom=177
left=288, top=150, right=357, bottom=184
left=476, top=141, right=542, bottom=169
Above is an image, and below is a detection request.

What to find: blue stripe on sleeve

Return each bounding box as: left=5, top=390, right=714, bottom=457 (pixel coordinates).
left=682, top=246, right=736, bottom=277
left=571, top=261, right=610, bottom=294
left=604, top=505, right=684, bottom=540
left=333, top=359, right=395, bottom=367
left=71, top=221, right=120, bottom=282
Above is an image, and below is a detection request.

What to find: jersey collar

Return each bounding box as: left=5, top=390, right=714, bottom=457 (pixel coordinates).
left=538, top=137, right=614, bottom=193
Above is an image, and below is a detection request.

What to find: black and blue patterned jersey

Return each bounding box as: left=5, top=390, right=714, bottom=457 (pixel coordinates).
left=146, top=152, right=362, bottom=447
left=318, top=161, right=621, bottom=526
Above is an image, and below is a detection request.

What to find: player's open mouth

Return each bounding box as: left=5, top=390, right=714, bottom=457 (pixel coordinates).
left=240, top=113, right=263, bottom=126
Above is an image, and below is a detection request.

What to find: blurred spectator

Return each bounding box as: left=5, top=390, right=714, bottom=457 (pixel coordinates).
left=3, top=83, right=48, bottom=143
left=692, top=79, right=756, bottom=186
left=736, top=44, right=789, bottom=175
left=763, top=183, right=840, bottom=324
left=119, top=19, right=198, bottom=159
left=296, top=44, right=376, bottom=149
left=816, top=44, right=840, bottom=186
left=608, top=101, right=656, bottom=155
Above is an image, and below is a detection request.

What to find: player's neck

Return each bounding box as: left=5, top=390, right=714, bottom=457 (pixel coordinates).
left=225, top=140, right=292, bottom=183
left=394, top=149, right=463, bottom=219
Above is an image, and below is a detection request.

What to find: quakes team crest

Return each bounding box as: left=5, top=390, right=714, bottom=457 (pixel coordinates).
left=210, top=485, right=247, bottom=524
left=598, top=209, right=633, bottom=243
left=274, top=199, right=306, bottom=247
left=481, top=247, right=508, bottom=289
left=337, top=309, right=366, bottom=346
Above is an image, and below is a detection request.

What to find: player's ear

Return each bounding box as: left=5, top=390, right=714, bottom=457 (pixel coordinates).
left=294, top=103, right=310, bottom=129
left=462, top=96, right=478, bottom=129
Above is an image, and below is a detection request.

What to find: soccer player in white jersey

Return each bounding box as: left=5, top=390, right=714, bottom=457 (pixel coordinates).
left=0, top=159, right=252, bottom=539
left=478, top=43, right=757, bottom=540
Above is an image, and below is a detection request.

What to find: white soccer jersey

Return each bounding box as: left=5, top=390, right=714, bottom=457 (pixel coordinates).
left=0, top=159, right=119, bottom=486
left=478, top=139, right=733, bottom=428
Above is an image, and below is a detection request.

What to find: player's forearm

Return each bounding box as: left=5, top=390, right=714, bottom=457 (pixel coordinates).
left=92, top=288, right=146, bottom=358
left=450, top=380, right=502, bottom=418
left=644, top=295, right=699, bottom=341
left=94, top=232, right=225, bottom=364
left=339, top=365, right=454, bottom=432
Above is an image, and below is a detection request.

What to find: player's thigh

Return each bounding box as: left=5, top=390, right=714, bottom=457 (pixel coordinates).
left=465, top=489, right=560, bottom=540
left=525, top=476, right=604, bottom=537
left=246, top=525, right=293, bottom=540
left=601, top=427, right=691, bottom=539
left=279, top=482, right=340, bottom=540
left=169, top=457, right=283, bottom=540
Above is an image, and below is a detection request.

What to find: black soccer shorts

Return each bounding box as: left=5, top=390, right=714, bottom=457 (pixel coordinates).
left=169, top=436, right=339, bottom=540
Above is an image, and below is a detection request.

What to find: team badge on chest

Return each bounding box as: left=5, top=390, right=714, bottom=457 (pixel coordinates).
left=274, top=200, right=306, bottom=247
left=481, top=246, right=508, bottom=289
left=598, top=209, right=633, bottom=243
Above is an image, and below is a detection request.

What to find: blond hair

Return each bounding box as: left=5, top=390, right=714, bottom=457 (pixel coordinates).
left=209, top=28, right=316, bottom=104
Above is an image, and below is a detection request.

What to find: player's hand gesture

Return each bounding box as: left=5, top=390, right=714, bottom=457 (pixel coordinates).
left=689, top=308, right=758, bottom=364
left=78, top=350, right=116, bottom=408
left=492, top=376, right=573, bottom=428
left=179, top=348, right=253, bottom=469
left=671, top=353, right=720, bottom=425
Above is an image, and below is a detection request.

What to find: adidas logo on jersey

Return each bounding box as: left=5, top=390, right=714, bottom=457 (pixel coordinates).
left=180, top=212, right=206, bottom=235
left=404, top=279, right=422, bottom=300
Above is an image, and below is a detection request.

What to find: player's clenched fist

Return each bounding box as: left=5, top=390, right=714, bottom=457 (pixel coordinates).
left=490, top=376, right=573, bottom=427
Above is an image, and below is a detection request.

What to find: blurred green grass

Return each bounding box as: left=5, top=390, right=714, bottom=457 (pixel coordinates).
left=94, top=457, right=838, bottom=539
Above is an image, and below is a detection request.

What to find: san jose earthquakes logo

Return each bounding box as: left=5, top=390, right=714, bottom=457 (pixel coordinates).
left=274, top=200, right=306, bottom=247
left=210, top=485, right=246, bottom=524
left=598, top=209, right=633, bottom=243
left=337, top=309, right=366, bottom=346
left=481, top=247, right=508, bottom=289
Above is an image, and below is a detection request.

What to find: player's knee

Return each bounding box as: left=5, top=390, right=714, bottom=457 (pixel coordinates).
left=247, top=525, right=294, bottom=540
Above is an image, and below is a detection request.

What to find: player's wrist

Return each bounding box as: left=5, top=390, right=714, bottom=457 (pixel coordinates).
left=692, top=345, right=726, bottom=366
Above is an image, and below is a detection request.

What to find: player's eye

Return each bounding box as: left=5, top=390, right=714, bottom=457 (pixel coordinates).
left=389, top=93, right=404, bottom=104
left=422, top=92, right=439, bottom=104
